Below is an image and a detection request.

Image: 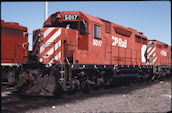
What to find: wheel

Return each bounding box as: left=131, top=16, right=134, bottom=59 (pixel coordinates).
left=54, top=82, right=63, bottom=98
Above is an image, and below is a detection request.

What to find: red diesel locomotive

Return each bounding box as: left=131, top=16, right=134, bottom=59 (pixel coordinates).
left=16, top=11, right=171, bottom=96
left=1, top=20, right=28, bottom=85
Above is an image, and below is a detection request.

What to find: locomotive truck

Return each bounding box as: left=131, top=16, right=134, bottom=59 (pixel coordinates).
left=12, top=11, right=171, bottom=96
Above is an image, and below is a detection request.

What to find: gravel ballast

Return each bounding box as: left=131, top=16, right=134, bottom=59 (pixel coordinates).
left=1, top=78, right=171, bottom=113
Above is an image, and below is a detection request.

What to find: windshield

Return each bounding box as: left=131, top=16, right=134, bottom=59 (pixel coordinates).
left=51, top=21, right=78, bottom=30
left=44, top=15, right=78, bottom=30
left=44, top=21, right=78, bottom=30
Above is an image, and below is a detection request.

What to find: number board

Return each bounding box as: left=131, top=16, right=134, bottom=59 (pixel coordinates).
left=64, top=15, right=78, bottom=20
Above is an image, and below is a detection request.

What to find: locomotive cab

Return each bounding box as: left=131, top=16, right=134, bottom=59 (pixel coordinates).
left=44, top=11, right=89, bottom=52
left=32, top=11, right=93, bottom=65
left=44, top=11, right=88, bottom=34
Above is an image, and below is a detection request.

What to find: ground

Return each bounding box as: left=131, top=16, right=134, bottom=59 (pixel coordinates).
left=1, top=78, right=171, bottom=113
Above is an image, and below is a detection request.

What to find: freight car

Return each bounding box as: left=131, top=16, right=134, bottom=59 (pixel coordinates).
left=1, top=20, right=28, bottom=86
left=16, top=11, right=171, bottom=96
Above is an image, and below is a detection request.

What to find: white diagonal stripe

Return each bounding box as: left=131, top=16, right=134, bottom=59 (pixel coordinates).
left=147, top=47, right=156, bottom=58
left=46, top=28, right=61, bottom=43
left=49, top=59, right=54, bottom=64
left=40, top=28, right=61, bottom=54
left=152, top=56, right=157, bottom=64
left=55, top=52, right=61, bottom=60
left=56, top=40, right=61, bottom=49
left=147, top=47, right=152, bottom=53
left=44, top=28, right=55, bottom=38
left=44, top=40, right=61, bottom=58
left=44, top=47, right=54, bottom=58
left=152, top=53, right=156, bottom=57
left=47, top=52, right=61, bottom=64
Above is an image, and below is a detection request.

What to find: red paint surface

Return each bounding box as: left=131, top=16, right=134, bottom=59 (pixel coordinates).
left=1, top=20, right=28, bottom=64
left=33, top=11, right=171, bottom=67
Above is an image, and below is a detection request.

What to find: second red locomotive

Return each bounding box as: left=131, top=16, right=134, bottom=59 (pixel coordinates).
left=1, top=20, right=28, bottom=86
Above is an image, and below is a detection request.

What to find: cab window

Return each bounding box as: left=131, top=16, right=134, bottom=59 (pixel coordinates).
left=80, top=20, right=87, bottom=34
left=44, top=15, right=78, bottom=30
left=94, top=24, right=101, bottom=39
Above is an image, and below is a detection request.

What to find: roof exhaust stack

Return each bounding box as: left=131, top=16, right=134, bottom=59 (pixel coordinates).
left=45, top=1, right=48, bottom=21
left=139, top=32, right=143, bottom=34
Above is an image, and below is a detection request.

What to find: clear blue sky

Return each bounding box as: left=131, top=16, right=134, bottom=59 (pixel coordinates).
left=1, top=1, right=171, bottom=50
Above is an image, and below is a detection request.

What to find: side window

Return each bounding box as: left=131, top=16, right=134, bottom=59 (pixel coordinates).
left=114, top=27, right=131, bottom=37
left=156, top=44, right=162, bottom=48
left=94, top=24, right=101, bottom=39
left=80, top=20, right=87, bottom=34
left=163, top=44, right=168, bottom=48
left=105, top=22, right=111, bottom=34
left=102, top=20, right=111, bottom=34
left=135, top=35, right=147, bottom=44
left=135, top=35, right=141, bottom=43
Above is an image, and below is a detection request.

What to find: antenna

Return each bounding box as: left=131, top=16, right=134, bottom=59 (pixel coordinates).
left=45, top=1, right=48, bottom=21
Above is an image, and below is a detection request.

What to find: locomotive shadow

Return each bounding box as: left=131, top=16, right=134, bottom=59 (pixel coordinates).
left=1, top=77, right=171, bottom=113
